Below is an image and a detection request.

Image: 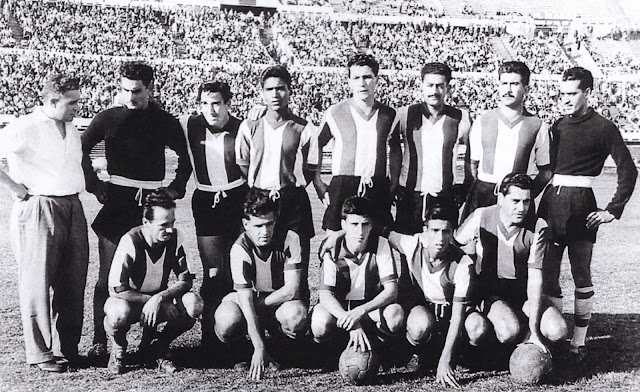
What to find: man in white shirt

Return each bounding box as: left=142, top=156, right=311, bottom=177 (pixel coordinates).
left=0, top=73, right=88, bottom=372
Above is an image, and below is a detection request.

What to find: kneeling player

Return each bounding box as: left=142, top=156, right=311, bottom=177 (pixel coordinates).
left=456, top=173, right=568, bottom=353
left=104, top=189, right=204, bottom=374
left=388, top=205, right=474, bottom=388
left=311, top=197, right=404, bottom=357
left=214, top=188, right=309, bottom=380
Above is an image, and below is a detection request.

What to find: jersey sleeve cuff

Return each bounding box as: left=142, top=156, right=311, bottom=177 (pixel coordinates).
left=233, top=283, right=253, bottom=290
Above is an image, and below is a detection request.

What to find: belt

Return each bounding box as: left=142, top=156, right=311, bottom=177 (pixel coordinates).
left=109, top=175, right=164, bottom=206
left=477, top=171, right=503, bottom=185
left=551, top=174, right=595, bottom=188
left=195, top=178, right=245, bottom=193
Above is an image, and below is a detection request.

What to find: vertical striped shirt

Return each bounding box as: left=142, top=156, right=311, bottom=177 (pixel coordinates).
left=180, top=114, right=245, bottom=192
left=389, top=232, right=474, bottom=305
left=230, top=231, right=302, bottom=293
left=469, top=109, right=550, bottom=184
left=108, top=227, right=192, bottom=295
left=319, top=235, right=397, bottom=302
left=318, top=99, right=397, bottom=178
left=235, top=113, right=318, bottom=190
left=393, top=103, right=465, bottom=195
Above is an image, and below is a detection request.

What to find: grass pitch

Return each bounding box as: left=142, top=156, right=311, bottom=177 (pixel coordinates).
left=0, top=165, right=639, bottom=391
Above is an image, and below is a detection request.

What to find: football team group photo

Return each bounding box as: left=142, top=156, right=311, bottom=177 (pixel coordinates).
left=0, top=0, right=639, bottom=391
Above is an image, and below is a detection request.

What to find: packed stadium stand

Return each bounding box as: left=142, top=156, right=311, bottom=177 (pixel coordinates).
left=0, top=0, right=638, bottom=139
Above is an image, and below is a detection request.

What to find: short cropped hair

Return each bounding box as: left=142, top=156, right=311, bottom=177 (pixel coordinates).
left=498, top=61, right=531, bottom=86
left=347, top=53, right=380, bottom=77
left=341, top=196, right=374, bottom=220
left=499, top=173, right=533, bottom=196
left=260, top=65, right=292, bottom=90
left=243, top=188, right=278, bottom=219
left=143, top=188, right=176, bottom=221
left=424, top=205, right=458, bottom=228
left=120, top=61, right=154, bottom=87
left=41, top=73, right=80, bottom=99
left=421, top=62, right=452, bottom=83
left=197, top=81, right=232, bottom=103
left=562, top=67, right=594, bottom=91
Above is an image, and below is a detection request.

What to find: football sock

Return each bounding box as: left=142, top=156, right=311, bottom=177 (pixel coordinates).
left=571, top=287, right=594, bottom=347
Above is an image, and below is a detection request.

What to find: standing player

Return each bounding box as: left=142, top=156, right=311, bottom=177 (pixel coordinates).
left=214, top=188, right=309, bottom=380
left=104, top=189, right=203, bottom=374
left=235, top=65, right=318, bottom=293
left=179, top=81, right=248, bottom=350
left=456, top=174, right=568, bottom=356
left=387, top=205, right=475, bottom=388
left=315, top=54, right=399, bottom=234
left=539, top=67, right=637, bottom=362
left=392, top=62, right=472, bottom=235
left=82, top=61, right=191, bottom=361
left=0, top=73, right=88, bottom=372
left=311, top=197, right=404, bottom=359
left=461, top=61, right=552, bottom=222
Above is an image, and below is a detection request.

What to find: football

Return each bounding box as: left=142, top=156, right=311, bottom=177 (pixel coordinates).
left=338, top=347, right=379, bottom=386
left=509, top=342, right=553, bottom=385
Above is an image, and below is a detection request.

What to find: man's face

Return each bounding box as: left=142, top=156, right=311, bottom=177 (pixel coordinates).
left=261, top=77, right=290, bottom=112
left=559, top=80, right=590, bottom=117
left=243, top=213, right=276, bottom=248
left=498, top=186, right=531, bottom=226
left=421, top=73, right=448, bottom=108
left=50, top=90, right=81, bottom=122
left=348, top=65, right=377, bottom=102
left=121, top=77, right=151, bottom=110
left=144, top=206, right=176, bottom=243
left=498, top=73, right=527, bottom=109
left=200, top=91, right=230, bottom=127
left=341, top=214, right=373, bottom=251
left=423, top=219, right=454, bottom=258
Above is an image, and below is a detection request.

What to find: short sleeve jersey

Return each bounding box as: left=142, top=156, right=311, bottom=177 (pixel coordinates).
left=392, top=104, right=465, bottom=195
left=230, top=231, right=302, bottom=293
left=455, top=205, right=547, bottom=282
left=108, top=227, right=192, bottom=295
left=318, top=99, right=396, bottom=178
left=469, top=109, right=549, bottom=184
left=319, top=235, right=397, bottom=302
left=389, top=232, right=474, bottom=305
left=235, top=113, right=318, bottom=190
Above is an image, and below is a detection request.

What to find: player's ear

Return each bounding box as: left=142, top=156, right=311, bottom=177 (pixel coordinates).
left=242, top=217, right=249, bottom=230
left=341, top=218, right=347, bottom=231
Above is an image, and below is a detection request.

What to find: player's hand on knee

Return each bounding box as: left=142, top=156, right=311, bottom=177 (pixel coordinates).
left=347, top=327, right=371, bottom=352
left=141, top=294, right=164, bottom=327
left=586, top=209, right=614, bottom=229
left=338, top=308, right=366, bottom=331
left=436, top=359, right=460, bottom=388
left=249, top=347, right=269, bottom=380
left=247, top=104, right=267, bottom=121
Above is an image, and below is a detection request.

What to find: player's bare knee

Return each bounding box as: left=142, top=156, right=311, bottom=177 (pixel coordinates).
left=277, top=301, right=309, bottom=338
left=104, top=298, right=131, bottom=329
left=310, top=305, right=336, bottom=342
left=541, top=307, right=568, bottom=342
left=382, top=304, right=405, bottom=335
left=214, top=302, right=245, bottom=343
left=406, top=306, right=434, bottom=344
left=493, top=318, right=520, bottom=344
left=465, top=312, right=490, bottom=346
left=182, top=292, right=204, bottom=319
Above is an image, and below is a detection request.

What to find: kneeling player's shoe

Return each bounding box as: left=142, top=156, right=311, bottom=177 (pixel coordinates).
left=87, top=343, right=108, bottom=366
left=568, top=345, right=587, bottom=365
left=107, top=351, right=125, bottom=375
left=156, top=357, right=178, bottom=373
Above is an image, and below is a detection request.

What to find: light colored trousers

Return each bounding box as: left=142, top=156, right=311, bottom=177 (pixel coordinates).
left=10, top=194, right=88, bottom=364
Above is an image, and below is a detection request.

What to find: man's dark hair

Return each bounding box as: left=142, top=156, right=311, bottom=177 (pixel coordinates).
left=420, top=62, right=452, bottom=83
left=562, top=66, right=594, bottom=91
left=260, top=65, right=292, bottom=90
left=243, top=188, right=278, bottom=219
left=143, top=188, right=176, bottom=221
left=424, top=204, right=458, bottom=228
left=41, top=73, right=80, bottom=99
left=498, top=61, right=531, bottom=86
left=341, top=196, right=374, bottom=220
left=120, top=61, right=154, bottom=87
left=499, top=173, right=533, bottom=196
left=198, top=81, right=233, bottom=103
left=347, top=53, right=380, bottom=77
